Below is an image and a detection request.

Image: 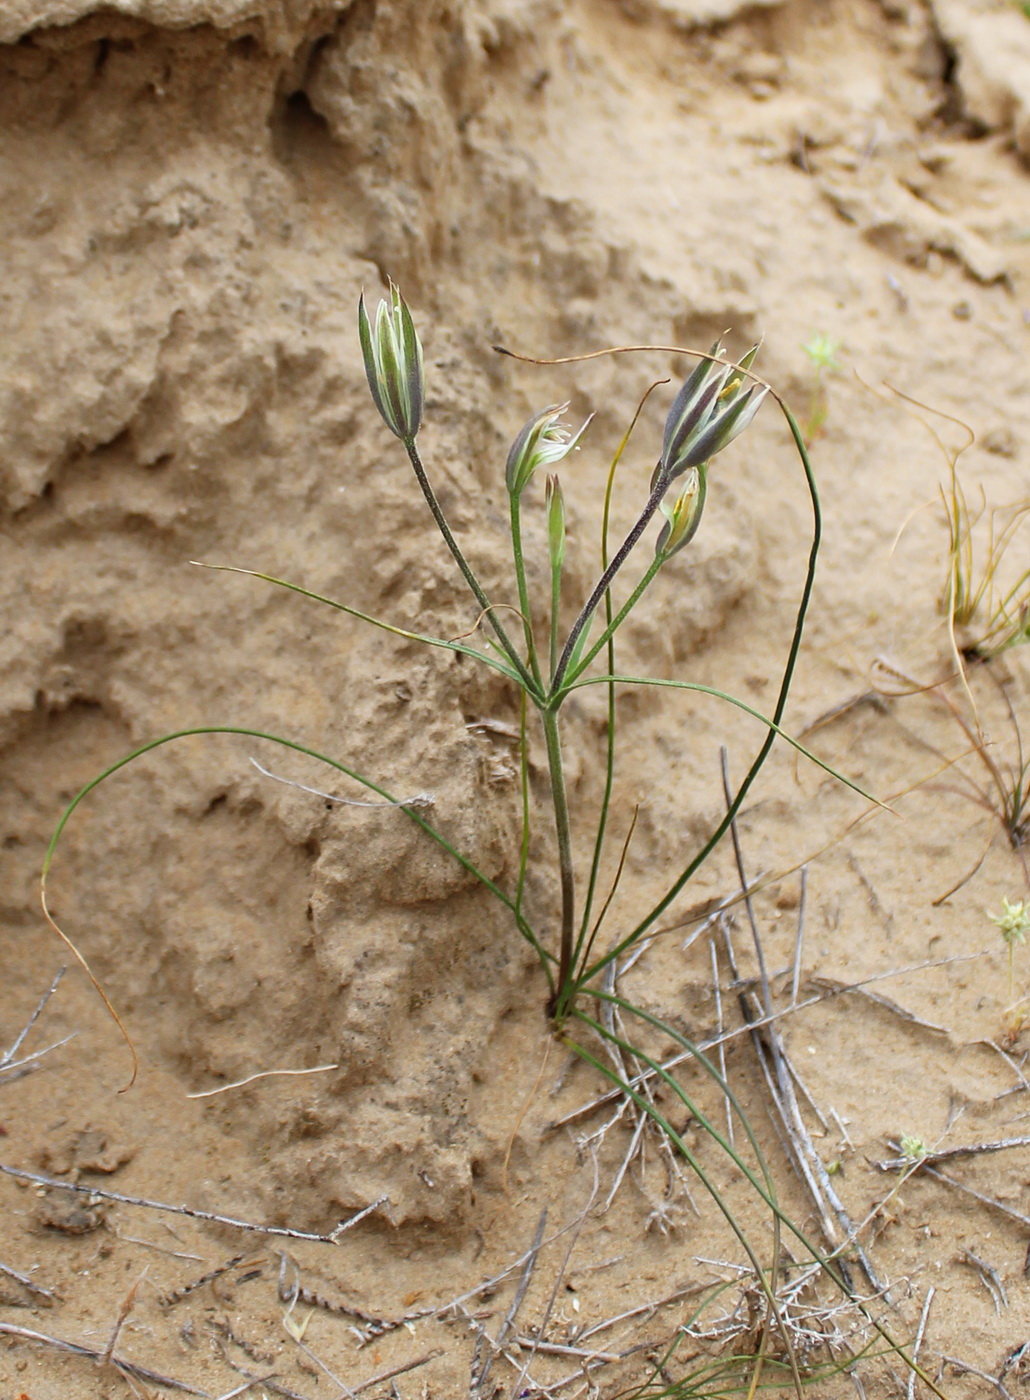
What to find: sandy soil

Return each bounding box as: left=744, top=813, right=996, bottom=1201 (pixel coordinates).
left=2, top=0, right=1030, bottom=1395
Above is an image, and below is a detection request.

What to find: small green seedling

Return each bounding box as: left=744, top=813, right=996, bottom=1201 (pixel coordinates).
left=898, top=1134, right=927, bottom=1163
left=800, top=331, right=842, bottom=446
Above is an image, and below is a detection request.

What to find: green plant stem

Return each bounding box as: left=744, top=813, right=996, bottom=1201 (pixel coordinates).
left=575, top=404, right=821, bottom=990
left=549, top=558, right=562, bottom=682
left=515, top=691, right=531, bottom=922
left=541, top=708, right=576, bottom=1012
left=564, top=555, right=664, bottom=686
left=571, top=454, right=620, bottom=982
left=552, top=473, right=667, bottom=692
left=508, top=492, right=544, bottom=688
left=404, top=438, right=537, bottom=695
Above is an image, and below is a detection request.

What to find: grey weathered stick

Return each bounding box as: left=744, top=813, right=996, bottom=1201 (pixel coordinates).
left=915, top=1161, right=1030, bottom=1229
left=352, top=1350, right=442, bottom=1395
left=710, top=939, right=733, bottom=1148
left=0, top=1258, right=59, bottom=1302
left=0, top=1320, right=210, bottom=1395
left=0, top=1162, right=387, bottom=1242
left=0, top=1036, right=77, bottom=1081
left=877, top=1135, right=1030, bottom=1171
left=473, top=1210, right=546, bottom=1397
left=547, top=955, right=980, bottom=1132
left=906, top=1285, right=934, bottom=1400
left=811, top=978, right=950, bottom=1039
left=790, top=867, right=807, bottom=1006
left=1, top=968, right=65, bottom=1067
left=577, top=1281, right=710, bottom=1343
left=961, top=1250, right=1007, bottom=1313
left=720, top=751, right=884, bottom=1294
left=941, top=1355, right=1014, bottom=1400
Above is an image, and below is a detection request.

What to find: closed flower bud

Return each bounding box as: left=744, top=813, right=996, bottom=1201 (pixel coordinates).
left=655, top=466, right=707, bottom=559
left=661, top=343, right=766, bottom=483
left=545, top=473, right=566, bottom=571
left=505, top=403, right=591, bottom=497
left=357, top=283, right=425, bottom=440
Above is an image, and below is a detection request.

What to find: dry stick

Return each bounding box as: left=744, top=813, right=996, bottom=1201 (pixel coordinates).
left=160, top=1254, right=248, bottom=1308
left=546, top=954, right=981, bottom=1133
left=101, top=1269, right=148, bottom=1367
left=188, top=1065, right=339, bottom=1099
left=719, top=753, right=885, bottom=1296
left=0, top=1036, right=77, bottom=1081
left=0, top=1163, right=387, bottom=1242
left=277, top=1254, right=406, bottom=1341
left=213, top=1383, right=267, bottom=1400
left=514, top=1338, right=622, bottom=1362
left=876, top=1135, right=1030, bottom=1171
left=510, top=1159, right=600, bottom=1400
left=451, top=1302, right=551, bottom=1399
left=0, top=1321, right=209, bottom=1396
left=913, top=1161, right=1030, bottom=1230
left=907, top=1286, right=935, bottom=1400
left=286, top=1333, right=357, bottom=1400
left=222, top=1361, right=313, bottom=1400
left=710, top=939, right=734, bottom=1149
left=0, top=1258, right=59, bottom=1303
left=351, top=1350, right=443, bottom=1395
left=0, top=967, right=66, bottom=1067
left=576, top=1281, right=711, bottom=1344
left=809, top=979, right=951, bottom=1039
left=473, top=1209, right=547, bottom=1397
left=960, top=1250, right=1008, bottom=1313
left=789, top=869, right=807, bottom=1007
left=941, top=1355, right=1015, bottom=1400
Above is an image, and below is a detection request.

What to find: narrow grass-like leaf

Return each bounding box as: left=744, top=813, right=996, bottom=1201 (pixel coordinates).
left=191, top=562, right=522, bottom=686
left=41, top=726, right=555, bottom=1075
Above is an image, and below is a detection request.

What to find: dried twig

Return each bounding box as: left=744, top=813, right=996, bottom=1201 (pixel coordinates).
left=916, top=1162, right=1030, bottom=1230
left=1, top=968, right=66, bottom=1067
left=710, top=939, right=733, bottom=1148
left=161, top=1255, right=249, bottom=1308
left=577, top=1281, right=709, bottom=1343
left=809, top=978, right=950, bottom=1039
left=277, top=1253, right=407, bottom=1342
left=101, top=1269, right=147, bottom=1366
left=960, top=1250, right=1007, bottom=1313
left=351, top=1350, right=442, bottom=1395
left=876, top=1135, right=1030, bottom=1172
left=0, top=1163, right=388, bottom=1242
left=546, top=956, right=980, bottom=1132
left=790, top=868, right=807, bottom=1007
left=941, top=1354, right=1014, bottom=1400
left=907, top=1285, right=934, bottom=1400
left=0, top=1258, right=59, bottom=1303
left=188, top=1065, right=338, bottom=1099
left=719, top=751, right=884, bottom=1295
left=473, top=1210, right=546, bottom=1396
left=0, top=1320, right=209, bottom=1395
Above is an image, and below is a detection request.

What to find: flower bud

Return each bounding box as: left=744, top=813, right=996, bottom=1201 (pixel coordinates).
left=655, top=466, right=706, bottom=559
left=505, top=403, right=591, bottom=497
left=661, top=343, right=766, bottom=482
left=545, top=473, right=566, bottom=571
left=357, top=283, right=425, bottom=440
